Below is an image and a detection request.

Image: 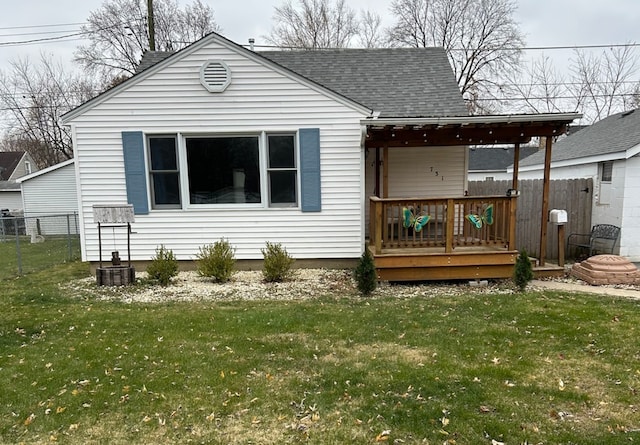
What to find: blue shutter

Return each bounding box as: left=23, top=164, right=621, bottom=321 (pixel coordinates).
left=299, top=128, right=321, bottom=212
left=121, top=131, right=149, bottom=215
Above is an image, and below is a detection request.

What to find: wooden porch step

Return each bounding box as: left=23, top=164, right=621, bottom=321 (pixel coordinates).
left=371, top=247, right=518, bottom=281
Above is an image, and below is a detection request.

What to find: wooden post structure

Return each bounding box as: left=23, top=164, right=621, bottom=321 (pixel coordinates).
left=147, top=0, right=156, bottom=51
left=382, top=146, right=389, bottom=198
left=539, top=137, right=553, bottom=266
left=557, top=224, right=565, bottom=267
left=508, top=143, right=520, bottom=250
left=374, top=147, right=381, bottom=197
left=445, top=198, right=454, bottom=253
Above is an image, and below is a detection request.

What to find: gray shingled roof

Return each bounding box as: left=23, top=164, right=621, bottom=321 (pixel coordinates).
left=136, top=51, right=174, bottom=73
left=0, top=151, right=24, bottom=181
left=260, top=48, right=467, bottom=118
left=520, top=109, right=640, bottom=167
left=469, top=146, right=539, bottom=171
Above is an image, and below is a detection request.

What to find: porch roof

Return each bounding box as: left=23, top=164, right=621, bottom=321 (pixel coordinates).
left=362, top=113, right=582, bottom=148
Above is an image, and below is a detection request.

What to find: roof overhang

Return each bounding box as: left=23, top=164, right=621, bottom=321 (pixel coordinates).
left=362, top=113, right=582, bottom=148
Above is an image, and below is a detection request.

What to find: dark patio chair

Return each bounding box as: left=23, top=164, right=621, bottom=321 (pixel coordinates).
left=567, top=224, right=620, bottom=258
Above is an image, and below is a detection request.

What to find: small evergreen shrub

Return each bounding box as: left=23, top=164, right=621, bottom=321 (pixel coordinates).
left=513, top=248, right=534, bottom=291
left=354, top=247, right=377, bottom=296
left=196, top=239, right=236, bottom=282
left=261, top=242, right=295, bottom=282
left=146, top=245, right=178, bottom=286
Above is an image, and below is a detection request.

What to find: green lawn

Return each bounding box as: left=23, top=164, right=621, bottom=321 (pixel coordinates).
left=2, top=262, right=640, bottom=444
left=0, top=235, right=80, bottom=280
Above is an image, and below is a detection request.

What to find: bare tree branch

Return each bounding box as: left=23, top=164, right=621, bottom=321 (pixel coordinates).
left=266, top=0, right=359, bottom=49
left=0, top=55, right=97, bottom=168
left=74, top=0, right=220, bottom=79
left=387, top=0, right=524, bottom=113
left=358, top=10, right=388, bottom=48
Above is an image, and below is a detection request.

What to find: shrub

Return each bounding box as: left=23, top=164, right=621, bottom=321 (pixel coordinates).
left=354, top=247, right=377, bottom=296
left=196, top=239, right=236, bottom=282
left=513, top=248, right=534, bottom=291
left=262, top=242, right=295, bottom=282
left=146, top=245, right=178, bottom=286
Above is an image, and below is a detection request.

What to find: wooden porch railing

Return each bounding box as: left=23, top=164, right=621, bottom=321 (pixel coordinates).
left=369, top=196, right=517, bottom=254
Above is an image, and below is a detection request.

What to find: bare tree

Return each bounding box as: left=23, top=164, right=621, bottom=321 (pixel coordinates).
left=505, top=46, right=640, bottom=124
left=570, top=46, right=639, bottom=123
left=74, top=0, right=220, bottom=79
left=0, top=55, right=97, bottom=168
left=267, top=0, right=360, bottom=49
left=358, top=10, right=387, bottom=48
left=387, top=0, right=525, bottom=113
left=504, top=55, right=571, bottom=114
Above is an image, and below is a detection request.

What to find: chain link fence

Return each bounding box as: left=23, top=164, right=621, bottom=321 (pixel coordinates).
left=0, top=212, right=81, bottom=280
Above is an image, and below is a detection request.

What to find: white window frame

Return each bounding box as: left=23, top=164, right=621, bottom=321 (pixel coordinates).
left=172, top=131, right=300, bottom=210
left=266, top=133, right=299, bottom=208
left=147, top=134, right=181, bottom=210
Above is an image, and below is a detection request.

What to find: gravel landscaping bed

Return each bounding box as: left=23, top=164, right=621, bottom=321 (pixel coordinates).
left=62, top=268, right=520, bottom=303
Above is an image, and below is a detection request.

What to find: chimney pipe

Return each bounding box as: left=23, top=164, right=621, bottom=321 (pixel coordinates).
left=249, top=38, right=255, bottom=51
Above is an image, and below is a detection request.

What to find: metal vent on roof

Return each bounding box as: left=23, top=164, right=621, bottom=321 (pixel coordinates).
left=199, top=60, right=231, bottom=92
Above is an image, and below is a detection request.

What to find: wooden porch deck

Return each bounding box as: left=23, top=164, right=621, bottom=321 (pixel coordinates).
left=368, top=196, right=564, bottom=281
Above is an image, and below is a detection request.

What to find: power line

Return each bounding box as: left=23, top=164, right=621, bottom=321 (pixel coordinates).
left=0, top=28, right=84, bottom=38
left=0, top=22, right=86, bottom=31
left=0, top=32, right=89, bottom=47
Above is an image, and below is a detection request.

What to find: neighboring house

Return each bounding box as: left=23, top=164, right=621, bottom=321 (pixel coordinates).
left=0, top=151, right=37, bottom=213
left=61, top=31, right=579, bottom=280
left=16, top=159, right=78, bottom=235
left=517, top=109, right=640, bottom=261
left=468, top=145, right=539, bottom=181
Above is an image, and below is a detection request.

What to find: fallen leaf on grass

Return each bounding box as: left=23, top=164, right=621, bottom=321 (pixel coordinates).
left=375, top=430, right=391, bottom=441
left=24, top=413, right=36, bottom=426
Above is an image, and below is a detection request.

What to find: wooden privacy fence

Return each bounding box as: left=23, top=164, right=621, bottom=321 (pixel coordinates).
left=468, top=178, right=593, bottom=260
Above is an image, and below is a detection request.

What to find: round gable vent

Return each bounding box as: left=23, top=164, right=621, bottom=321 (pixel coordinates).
left=200, top=60, right=231, bottom=92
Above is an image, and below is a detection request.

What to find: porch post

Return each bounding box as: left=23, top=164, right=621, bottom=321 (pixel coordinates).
left=508, top=143, right=520, bottom=250
left=375, top=147, right=381, bottom=197
left=373, top=198, right=383, bottom=254
left=382, top=145, right=389, bottom=198
left=539, top=137, right=553, bottom=266
left=445, top=199, right=454, bottom=253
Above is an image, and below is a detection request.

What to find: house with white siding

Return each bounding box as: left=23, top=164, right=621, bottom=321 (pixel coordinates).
left=0, top=151, right=37, bottom=213
left=61, top=32, right=580, bottom=280
left=16, top=159, right=78, bottom=235
left=516, top=109, right=640, bottom=261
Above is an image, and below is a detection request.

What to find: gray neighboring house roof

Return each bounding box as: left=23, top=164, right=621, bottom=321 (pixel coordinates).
left=260, top=48, right=468, bottom=118
left=0, top=151, right=25, bottom=181
left=469, top=146, right=539, bottom=171
left=520, top=109, right=640, bottom=167
left=133, top=41, right=467, bottom=118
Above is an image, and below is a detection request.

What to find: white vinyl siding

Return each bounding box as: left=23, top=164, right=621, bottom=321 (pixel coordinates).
left=21, top=162, right=77, bottom=216
left=68, top=40, right=367, bottom=261
left=388, top=146, right=466, bottom=197
left=0, top=191, right=23, bottom=212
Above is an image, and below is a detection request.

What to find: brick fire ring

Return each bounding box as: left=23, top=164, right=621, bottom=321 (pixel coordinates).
left=571, top=255, right=640, bottom=286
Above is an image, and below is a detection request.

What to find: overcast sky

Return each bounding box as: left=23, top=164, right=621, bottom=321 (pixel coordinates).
left=0, top=0, right=639, bottom=122
left=1, top=0, right=638, bottom=65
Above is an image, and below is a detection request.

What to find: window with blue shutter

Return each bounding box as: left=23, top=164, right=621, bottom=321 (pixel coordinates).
left=299, top=128, right=321, bottom=212
left=121, top=131, right=149, bottom=215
